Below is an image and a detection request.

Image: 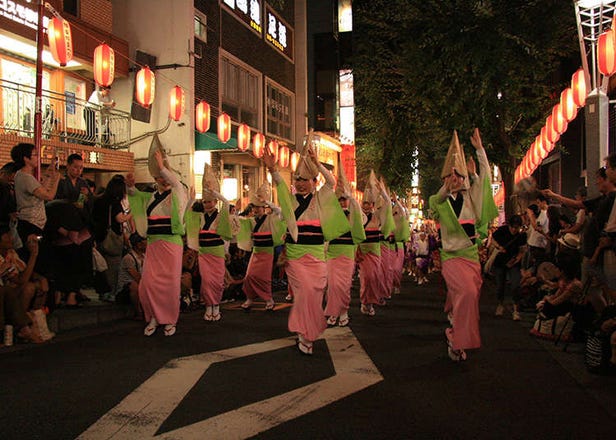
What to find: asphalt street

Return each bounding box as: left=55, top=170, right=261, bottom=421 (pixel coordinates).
left=1, top=273, right=615, bottom=439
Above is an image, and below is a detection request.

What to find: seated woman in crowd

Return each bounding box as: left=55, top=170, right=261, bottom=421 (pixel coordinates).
left=0, top=225, right=54, bottom=343
left=536, top=257, right=583, bottom=320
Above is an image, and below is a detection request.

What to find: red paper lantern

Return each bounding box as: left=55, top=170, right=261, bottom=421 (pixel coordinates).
left=267, top=140, right=279, bottom=162
left=93, top=43, right=115, bottom=87
left=135, top=66, right=155, bottom=107
left=278, top=145, right=290, bottom=168
left=571, top=68, right=587, bottom=107
left=290, top=151, right=300, bottom=172
left=217, top=113, right=232, bottom=143
left=545, top=116, right=558, bottom=143
left=253, top=132, right=265, bottom=158
left=598, top=29, right=616, bottom=76
left=195, top=101, right=211, bottom=133
left=47, top=17, right=73, bottom=67
left=168, top=86, right=185, bottom=121
left=552, top=104, right=568, bottom=134
left=560, top=88, right=578, bottom=122
left=237, top=123, right=251, bottom=151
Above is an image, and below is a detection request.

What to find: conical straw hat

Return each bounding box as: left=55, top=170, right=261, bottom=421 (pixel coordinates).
left=294, top=129, right=319, bottom=180
left=440, top=130, right=468, bottom=180
left=362, top=170, right=378, bottom=204
left=250, top=182, right=271, bottom=206
left=201, top=163, right=220, bottom=202
left=148, top=134, right=171, bottom=178
left=335, top=160, right=352, bottom=199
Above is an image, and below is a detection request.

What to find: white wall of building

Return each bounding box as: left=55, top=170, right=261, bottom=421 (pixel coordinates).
left=112, top=0, right=195, bottom=185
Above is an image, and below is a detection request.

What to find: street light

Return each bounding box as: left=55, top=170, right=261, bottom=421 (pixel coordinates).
left=574, top=0, right=616, bottom=196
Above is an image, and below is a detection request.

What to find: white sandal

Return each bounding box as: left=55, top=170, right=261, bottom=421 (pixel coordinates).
left=163, top=324, right=176, bottom=336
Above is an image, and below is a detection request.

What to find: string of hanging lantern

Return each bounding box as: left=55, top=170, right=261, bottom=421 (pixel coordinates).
left=514, top=67, right=589, bottom=184
left=514, top=14, right=616, bottom=183
left=46, top=8, right=298, bottom=171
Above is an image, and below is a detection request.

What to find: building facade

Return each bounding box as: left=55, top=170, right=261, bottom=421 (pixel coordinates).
left=0, top=0, right=134, bottom=180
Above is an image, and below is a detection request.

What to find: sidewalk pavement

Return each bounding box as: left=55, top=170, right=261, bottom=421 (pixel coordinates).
left=46, top=288, right=133, bottom=334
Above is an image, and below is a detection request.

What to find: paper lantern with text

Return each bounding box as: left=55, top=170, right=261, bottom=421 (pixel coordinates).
left=552, top=104, right=568, bottom=134
left=598, top=29, right=616, bottom=76
left=47, top=17, right=73, bottom=67
left=195, top=101, right=211, bottom=133
left=290, top=151, right=300, bottom=172
left=571, top=68, right=588, bottom=107
left=168, top=86, right=185, bottom=121
left=560, top=88, right=578, bottom=122
left=93, top=43, right=115, bottom=87
left=278, top=145, right=290, bottom=168
left=135, top=67, right=155, bottom=107
left=237, top=123, right=251, bottom=151
left=253, top=132, right=265, bottom=157
left=217, top=113, right=232, bottom=143
left=267, top=140, right=279, bottom=162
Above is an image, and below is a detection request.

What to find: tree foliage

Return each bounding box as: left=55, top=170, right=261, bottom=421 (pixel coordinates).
left=353, top=0, right=579, bottom=214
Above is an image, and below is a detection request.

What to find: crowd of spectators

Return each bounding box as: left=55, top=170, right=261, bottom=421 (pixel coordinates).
left=481, top=160, right=616, bottom=374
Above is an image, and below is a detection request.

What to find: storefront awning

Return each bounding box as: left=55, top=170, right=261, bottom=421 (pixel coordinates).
left=195, top=131, right=238, bottom=151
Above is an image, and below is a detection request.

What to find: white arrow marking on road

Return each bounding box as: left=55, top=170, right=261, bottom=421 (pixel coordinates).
left=78, top=326, right=383, bottom=439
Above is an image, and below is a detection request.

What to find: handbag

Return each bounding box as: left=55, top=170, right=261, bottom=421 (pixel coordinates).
left=92, top=247, right=108, bottom=272
left=100, top=207, right=124, bottom=256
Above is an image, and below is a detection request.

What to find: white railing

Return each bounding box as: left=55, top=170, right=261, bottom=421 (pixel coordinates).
left=0, top=78, right=131, bottom=149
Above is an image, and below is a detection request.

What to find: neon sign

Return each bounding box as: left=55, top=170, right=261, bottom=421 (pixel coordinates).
left=0, top=0, right=49, bottom=31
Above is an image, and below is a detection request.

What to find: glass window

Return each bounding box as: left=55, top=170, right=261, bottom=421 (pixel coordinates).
left=195, top=11, right=207, bottom=43
left=220, top=55, right=260, bottom=129
left=266, top=80, right=293, bottom=142
left=63, top=0, right=78, bottom=17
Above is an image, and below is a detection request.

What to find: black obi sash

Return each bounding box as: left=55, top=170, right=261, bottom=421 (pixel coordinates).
left=329, top=231, right=353, bottom=245
left=286, top=222, right=324, bottom=245
left=199, top=230, right=224, bottom=247
left=147, top=216, right=172, bottom=236
left=253, top=233, right=274, bottom=248
left=364, top=228, right=380, bottom=243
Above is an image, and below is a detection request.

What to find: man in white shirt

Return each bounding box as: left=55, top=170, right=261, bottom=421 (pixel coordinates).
left=526, top=194, right=550, bottom=267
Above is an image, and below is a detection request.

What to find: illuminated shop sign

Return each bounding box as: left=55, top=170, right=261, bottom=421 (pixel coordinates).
left=222, top=0, right=262, bottom=35
left=0, top=0, right=48, bottom=31
left=41, top=145, right=104, bottom=166
left=265, top=5, right=293, bottom=61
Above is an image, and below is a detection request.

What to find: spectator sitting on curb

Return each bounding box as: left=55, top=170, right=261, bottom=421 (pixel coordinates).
left=114, top=233, right=146, bottom=320
left=0, top=225, right=52, bottom=343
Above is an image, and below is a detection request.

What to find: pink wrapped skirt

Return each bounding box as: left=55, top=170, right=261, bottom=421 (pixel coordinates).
left=286, top=254, right=327, bottom=342
left=359, top=252, right=381, bottom=305
left=324, top=255, right=355, bottom=317
left=199, top=253, right=226, bottom=306
left=442, top=257, right=482, bottom=351
left=139, top=240, right=182, bottom=325
left=243, top=251, right=273, bottom=302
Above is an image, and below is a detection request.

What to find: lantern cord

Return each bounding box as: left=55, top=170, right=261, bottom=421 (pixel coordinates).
left=114, top=117, right=172, bottom=149
left=68, top=20, right=200, bottom=103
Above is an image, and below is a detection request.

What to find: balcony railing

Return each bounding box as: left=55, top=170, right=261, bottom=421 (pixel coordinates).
left=0, top=79, right=131, bottom=149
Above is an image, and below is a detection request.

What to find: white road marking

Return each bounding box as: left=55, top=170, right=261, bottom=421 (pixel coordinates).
left=78, top=327, right=383, bottom=439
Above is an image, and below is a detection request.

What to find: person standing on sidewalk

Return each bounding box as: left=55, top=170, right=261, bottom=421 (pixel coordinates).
left=491, top=214, right=527, bottom=321
left=127, top=148, right=187, bottom=337
left=263, top=135, right=349, bottom=355
left=429, top=129, right=497, bottom=362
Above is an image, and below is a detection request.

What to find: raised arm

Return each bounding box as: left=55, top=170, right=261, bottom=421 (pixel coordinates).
left=541, top=189, right=584, bottom=210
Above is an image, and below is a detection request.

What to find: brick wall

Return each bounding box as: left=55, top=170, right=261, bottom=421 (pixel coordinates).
left=0, top=134, right=134, bottom=172
left=79, top=0, right=113, bottom=34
